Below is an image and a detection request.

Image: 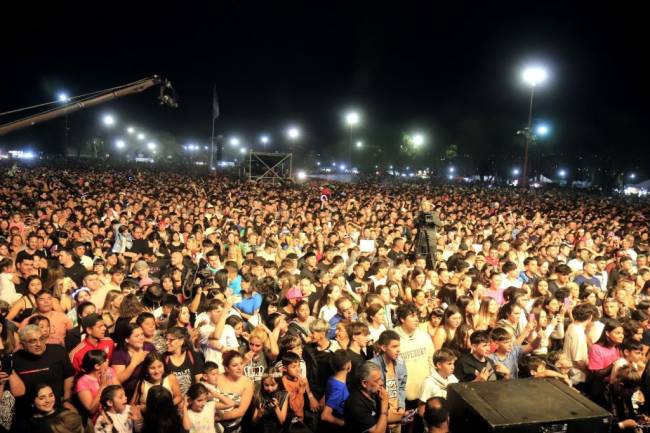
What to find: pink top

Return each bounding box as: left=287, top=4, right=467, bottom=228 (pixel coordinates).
left=485, top=287, right=505, bottom=305
left=588, top=343, right=621, bottom=371
left=76, top=367, right=117, bottom=397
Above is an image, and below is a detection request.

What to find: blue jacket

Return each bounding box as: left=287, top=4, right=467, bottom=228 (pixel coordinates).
left=370, top=354, right=408, bottom=409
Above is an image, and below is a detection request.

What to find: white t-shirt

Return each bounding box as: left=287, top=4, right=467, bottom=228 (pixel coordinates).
left=199, top=322, right=238, bottom=371
left=0, top=273, right=20, bottom=304
left=318, top=304, right=338, bottom=323
left=368, top=324, right=386, bottom=344
left=563, top=322, right=588, bottom=383
left=187, top=400, right=216, bottom=433
left=567, top=259, right=584, bottom=273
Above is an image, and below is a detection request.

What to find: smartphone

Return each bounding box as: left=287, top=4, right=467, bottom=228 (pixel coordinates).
left=0, top=353, right=13, bottom=375
left=401, top=409, right=417, bottom=424
left=563, top=297, right=571, bottom=309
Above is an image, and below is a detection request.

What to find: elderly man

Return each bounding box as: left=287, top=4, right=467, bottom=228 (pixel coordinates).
left=344, top=361, right=402, bottom=433
left=12, top=325, right=73, bottom=423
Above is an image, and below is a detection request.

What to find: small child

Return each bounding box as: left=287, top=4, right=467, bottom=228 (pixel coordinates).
left=547, top=350, right=580, bottom=385
left=201, top=361, right=236, bottom=409
left=95, top=385, right=143, bottom=433
left=252, top=369, right=289, bottom=433
left=182, top=383, right=218, bottom=433
left=321, top=350, right=351, bottom=430
left=487, top=327, right=539, bottom=379
left=527, top=356, right=572, bottom=386
left=77, top=349, right=119, bottom=419
left=281, top=352, right=308, bottom=422
left=419, top=348, right=459, bottom=402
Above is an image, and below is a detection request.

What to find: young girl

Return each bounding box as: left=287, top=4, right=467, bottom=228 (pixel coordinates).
left=182, top=383, right=218, bottom=433
left=94, top=385, right=143, bottom=433
left=134, top=352, right=182, bottom=408
left=252, top=370, right=288, bottom=433
left=365, top=303, right=387, bottom=345
left=77, top=349, right=119, bottom=419
left=317, top=284, right=341, bottom=323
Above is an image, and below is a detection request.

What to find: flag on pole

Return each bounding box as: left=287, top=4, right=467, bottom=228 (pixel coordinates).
left=212, top=85, right=220, bottom=120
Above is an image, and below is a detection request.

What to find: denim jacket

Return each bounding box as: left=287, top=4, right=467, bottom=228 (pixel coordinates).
left=370, top=353, right=408, bottom=409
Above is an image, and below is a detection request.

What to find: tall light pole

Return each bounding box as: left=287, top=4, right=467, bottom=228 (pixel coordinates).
left=521, top=66, right=548, bottom=186
left=345, top=111, right=360, bottom=171
left=57, top=92, right=71, bottom=151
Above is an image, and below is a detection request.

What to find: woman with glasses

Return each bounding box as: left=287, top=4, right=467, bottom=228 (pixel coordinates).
left=164, top=327, right=204, bottom=396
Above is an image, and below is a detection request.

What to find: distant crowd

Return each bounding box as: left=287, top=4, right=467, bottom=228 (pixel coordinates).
left=0, top=165, right=648, bottom=433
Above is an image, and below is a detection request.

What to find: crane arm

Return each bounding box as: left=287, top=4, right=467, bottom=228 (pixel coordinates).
left=0, top=75, right=176, bottom=136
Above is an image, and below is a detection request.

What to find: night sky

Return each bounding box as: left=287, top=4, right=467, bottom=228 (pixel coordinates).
left=1, top=2, right=648, bottom=176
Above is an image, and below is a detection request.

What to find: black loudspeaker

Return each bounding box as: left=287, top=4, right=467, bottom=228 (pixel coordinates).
left=447, top=379, right=613, bottom=433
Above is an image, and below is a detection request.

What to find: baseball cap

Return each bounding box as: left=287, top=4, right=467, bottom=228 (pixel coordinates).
left=286, top=287, right=303, bottom=301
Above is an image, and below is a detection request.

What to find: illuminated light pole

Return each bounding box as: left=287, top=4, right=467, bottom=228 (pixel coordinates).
left=287, top=127, right=300, bottom=140
left=57, top=92, right=71, bottom=149
left=521, top=65, right=548, bottom=186
left=102, top=114, right=115, bottom=127
left=345, top=111, right=360, bottom=171
left=412, top=133, right=425, bottom=147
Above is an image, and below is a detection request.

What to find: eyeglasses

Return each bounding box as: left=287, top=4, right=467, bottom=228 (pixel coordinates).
left=24, top=335, right=47, bottom=346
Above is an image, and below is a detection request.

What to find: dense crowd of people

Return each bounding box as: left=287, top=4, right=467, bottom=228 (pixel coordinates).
left=0, top=164, right=648, bottom=433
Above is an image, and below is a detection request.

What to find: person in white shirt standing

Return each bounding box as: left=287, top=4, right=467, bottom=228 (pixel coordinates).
left=197, top=299, right=238, bottom=372
left=419, top=348, right=458, bottom=402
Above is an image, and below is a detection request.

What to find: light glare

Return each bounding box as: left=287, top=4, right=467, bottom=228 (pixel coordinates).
left=522, top=66, right=548, bottom=86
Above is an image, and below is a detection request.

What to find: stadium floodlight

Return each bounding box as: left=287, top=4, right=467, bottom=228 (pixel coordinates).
left=287, top=127, right=301, bottom=140
left=230, top=137, right=240, bottom=147
left=522, top=66, right=548, bottom=87
left=412, top=133, right=425, bottom=147
left=356, top=140, right=363, bottom=148
left=102, top=114, right=115, bottom=127
left=115, top=139, right=126, bottom=149
left=137, top=133, right=146, bottom=141
left=58, top=92, right=69, bottom=102
left=536, top=124, right=549, bottom=136
left=260, top=134, right=270, bottom=144
left=296, top=170, right=307, bottom=181
left=345, top=111, right=360, bottom=127
left=147, top=142, right=157, bottom=150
